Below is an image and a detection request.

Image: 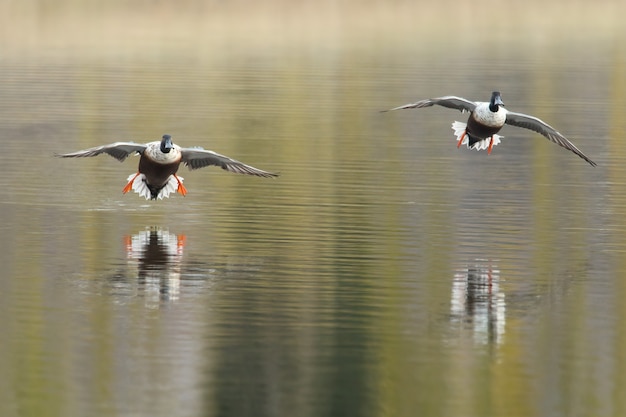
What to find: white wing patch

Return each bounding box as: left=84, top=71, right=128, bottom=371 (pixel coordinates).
left=452, top=121, right=502, bottom=151
left=126, top=173, right=184, bottom=200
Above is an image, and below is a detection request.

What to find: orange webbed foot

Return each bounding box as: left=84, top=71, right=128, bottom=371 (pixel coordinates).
left=457, top=131, right=467, bottom=149
left=174, top=175, right=187, bottom=196
left=177, top=234, right=187, bottom=252
left=487, top=137, right=495, bottom=155
left=123, top=172, right=141, bottom=194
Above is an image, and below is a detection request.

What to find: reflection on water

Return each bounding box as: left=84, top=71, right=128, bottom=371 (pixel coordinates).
left=117, top=228, right=186, bottom=307
left=450, top=260, right=506, bottom=345
left=1, top=5, right=626, bottom=416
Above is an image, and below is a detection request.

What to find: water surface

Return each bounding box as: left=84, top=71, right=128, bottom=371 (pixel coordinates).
left=1, top=3, right=626, bottom=417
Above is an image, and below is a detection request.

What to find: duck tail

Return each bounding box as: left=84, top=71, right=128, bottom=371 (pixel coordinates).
left=154, top=175, right=183, bottom=200
left=125, top=173, right=184, bottom=200
left=126, top=173, right=151, bottom=200
left=451, top=121, right=503, bottom=152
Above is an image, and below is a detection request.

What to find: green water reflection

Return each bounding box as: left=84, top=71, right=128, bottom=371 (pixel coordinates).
left=1, top=2, right=626, bottom=417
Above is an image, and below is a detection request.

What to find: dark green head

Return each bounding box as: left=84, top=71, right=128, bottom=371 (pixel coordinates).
left=489, top=91, right=504, bottom=112
left=160, top=134, right=173, bottom=153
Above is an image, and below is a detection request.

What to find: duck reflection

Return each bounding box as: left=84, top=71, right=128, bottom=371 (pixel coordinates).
left=123, top=228, right=186, bottom=306
left=450, top=260, right=505, bottom=345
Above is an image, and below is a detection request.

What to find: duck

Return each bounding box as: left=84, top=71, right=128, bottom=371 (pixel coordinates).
left=383, top=91, right=596, bottom=166
left=56, top=134, right=279, bottom=200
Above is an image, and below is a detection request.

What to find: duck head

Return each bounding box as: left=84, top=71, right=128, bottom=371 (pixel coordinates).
left=489, top=91, right=504, bottom=112
left=160, top=134, right=174, bottom=153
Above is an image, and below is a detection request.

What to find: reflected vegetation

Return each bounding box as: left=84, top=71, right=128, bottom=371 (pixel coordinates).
left=1, top=1, right=626, bottom=417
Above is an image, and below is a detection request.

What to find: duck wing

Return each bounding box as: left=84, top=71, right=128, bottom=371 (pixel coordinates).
left=382, top=96, right=477, bottom=113
left=56, top=142, right=147, bottom=162
left=505, top=112, right=596, bottom=166
left=180, top=147, right=279, bottom=178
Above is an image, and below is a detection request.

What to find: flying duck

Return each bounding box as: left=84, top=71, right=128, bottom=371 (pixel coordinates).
left=57, top=134, right=279, bottom=200
left=383, top=91, right=596, bottom=166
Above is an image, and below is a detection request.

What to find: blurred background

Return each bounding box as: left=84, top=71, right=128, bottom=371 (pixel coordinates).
left=1, top=1, right=625, bottom=417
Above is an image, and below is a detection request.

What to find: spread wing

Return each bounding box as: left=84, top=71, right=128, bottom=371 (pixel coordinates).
left=505, top=112, right=596, bottom=166
left=55, top=142, right=147, bottom=162
left=382, top=96, right=477, bottom=113
left=180, top=147, right=279, bottom=178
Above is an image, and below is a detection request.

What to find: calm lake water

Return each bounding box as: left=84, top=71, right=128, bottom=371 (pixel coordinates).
left=1, top=2, right=626, bottom=417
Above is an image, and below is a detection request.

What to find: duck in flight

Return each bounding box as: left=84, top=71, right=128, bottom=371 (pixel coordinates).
left=383, top=91, right=596, bottom=166
left=57, top=134, right=279, bottom=200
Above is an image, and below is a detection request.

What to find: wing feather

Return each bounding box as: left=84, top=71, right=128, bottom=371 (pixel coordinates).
left=505, top=112, right=596, bottom=166
left=382, top=96, right=477, bottom=113
left=55, top=142, right=147, bottom=162
left=180, top=148, right=279, bottom=178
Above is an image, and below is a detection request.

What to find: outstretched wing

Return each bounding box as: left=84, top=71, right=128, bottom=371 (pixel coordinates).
left=56, top=142, right=147, bottom=162
left=180, top=147, right=279, bottom=178
left=382, top=96, right=477, bottom=113
left=505, top=112, right=596, bottom=166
